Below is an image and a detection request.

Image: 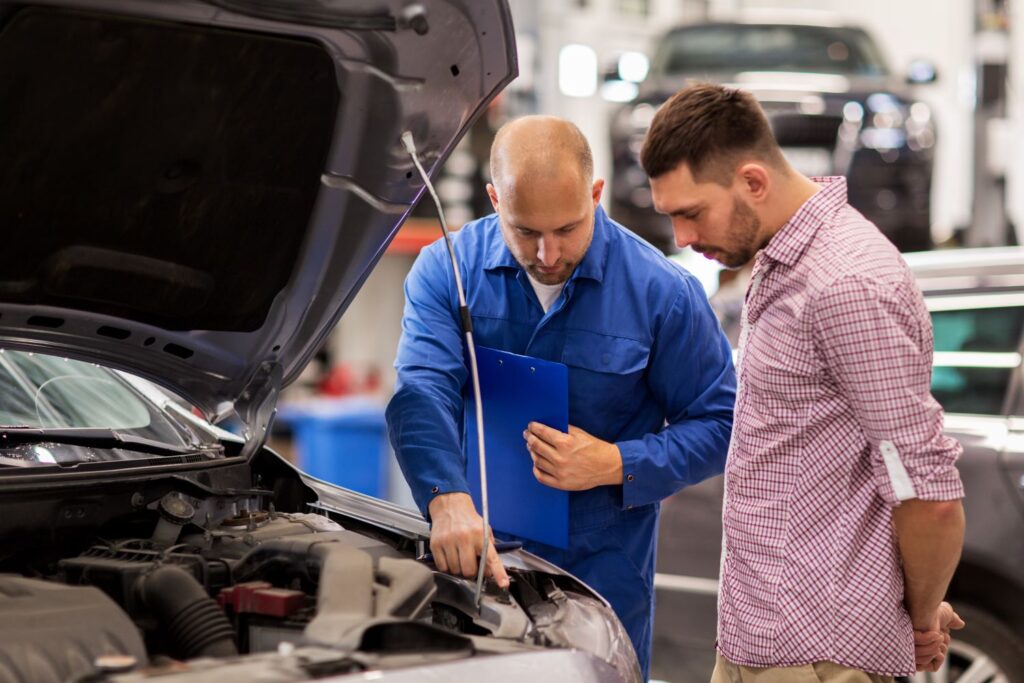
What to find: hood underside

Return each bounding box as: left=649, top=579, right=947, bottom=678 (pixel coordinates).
left=0, top=0, right=516, bottom=443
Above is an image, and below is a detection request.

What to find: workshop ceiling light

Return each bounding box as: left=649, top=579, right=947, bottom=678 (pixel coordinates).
left=559, top=44, right=597, bottom=98
left=617, top=51, right=649, bottom=83
left=600, top=79, right=639, bottom=103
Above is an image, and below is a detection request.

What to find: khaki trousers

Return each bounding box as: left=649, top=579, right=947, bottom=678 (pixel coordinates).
left=711, top=653, right=895, bottom=683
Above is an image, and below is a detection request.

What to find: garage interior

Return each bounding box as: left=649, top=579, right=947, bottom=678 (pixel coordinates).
left=1, top=0, right=1021, bottom=681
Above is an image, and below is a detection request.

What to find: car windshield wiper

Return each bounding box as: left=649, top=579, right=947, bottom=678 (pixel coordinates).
left=0, top=427, right=219, bottom=458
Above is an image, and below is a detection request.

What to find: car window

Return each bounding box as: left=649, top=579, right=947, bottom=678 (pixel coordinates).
left=0, top=350, right=188, bottom=445
left=655, top=25, right=890, bottom=76
left=930, top=306, right=1024, bottom=415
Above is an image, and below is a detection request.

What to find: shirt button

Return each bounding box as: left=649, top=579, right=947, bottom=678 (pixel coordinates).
left=626, top=505, right=634, bottom=510
left=431, top=486, right=440, bottom=494
left=626, top=474, right=634, bottom=482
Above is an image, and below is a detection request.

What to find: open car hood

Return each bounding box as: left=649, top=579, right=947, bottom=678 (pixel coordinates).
left=0, top=0, right=516, bottom=452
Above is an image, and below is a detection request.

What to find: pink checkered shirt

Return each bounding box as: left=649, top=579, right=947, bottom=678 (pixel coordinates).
left=717, top=177, right=964, bottom=676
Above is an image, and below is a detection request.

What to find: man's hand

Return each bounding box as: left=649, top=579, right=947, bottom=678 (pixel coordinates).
left=524, top=423, right=623, bottom=491
left=427, top=492, right=509, bottom=588
left=892, top=498, right=964, bottom=671
left=913, top=629, right=947, bottom=672
left=913, top=601, right=965, bottom=672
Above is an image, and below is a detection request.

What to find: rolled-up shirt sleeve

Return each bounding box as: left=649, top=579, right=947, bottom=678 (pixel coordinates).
left=811, top=274, right=964, bottom=506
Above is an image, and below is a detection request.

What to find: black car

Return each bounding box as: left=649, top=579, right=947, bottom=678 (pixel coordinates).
left=653, top=247, right=1024, bottom=683
left=610, top=21, right=938, bottom=254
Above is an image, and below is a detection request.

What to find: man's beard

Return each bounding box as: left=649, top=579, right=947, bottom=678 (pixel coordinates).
left=512, top=221, right=594, bottom=285
left=526, top=261, right=575, bottom=284
left=693, top=197, right=762, bottom=269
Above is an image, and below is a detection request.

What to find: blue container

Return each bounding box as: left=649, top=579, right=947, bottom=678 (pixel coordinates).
left=276, top=399, right=389, bottom=498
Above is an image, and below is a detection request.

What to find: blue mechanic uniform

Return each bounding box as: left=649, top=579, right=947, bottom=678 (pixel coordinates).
left=386, top=207, right=735, bottom=680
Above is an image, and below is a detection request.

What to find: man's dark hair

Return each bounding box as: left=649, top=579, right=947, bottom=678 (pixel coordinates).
left=640, top=83, right=785, bottom=184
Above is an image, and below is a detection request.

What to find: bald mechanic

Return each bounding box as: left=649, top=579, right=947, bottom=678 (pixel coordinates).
left=386, top=116, right=735, bottom=679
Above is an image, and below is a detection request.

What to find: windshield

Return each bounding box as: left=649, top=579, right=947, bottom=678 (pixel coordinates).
left=655, top=24, right=890, bottom=77
left=0, top=350, right=191, bottom=447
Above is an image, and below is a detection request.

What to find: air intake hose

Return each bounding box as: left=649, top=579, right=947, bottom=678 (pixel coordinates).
left=136, top=565, right=238, bottom=659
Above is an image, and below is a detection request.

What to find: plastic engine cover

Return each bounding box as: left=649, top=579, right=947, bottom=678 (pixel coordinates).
left=0, top=575, right=147, bottom=683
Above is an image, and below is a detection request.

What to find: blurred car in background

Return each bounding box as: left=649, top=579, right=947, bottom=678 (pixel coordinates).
left=611, top=19, right=938, bottom=255
left=653, top=247, right=1024, bottom=683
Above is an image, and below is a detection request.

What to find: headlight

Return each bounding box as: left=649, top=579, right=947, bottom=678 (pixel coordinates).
left=530, top=588, right=642, bottom=683
left=849, top=93, right=934, bottom=152
left=612, top=102, right=661, bottom=169
left=860, top=127, right=907, bottom=150
left=906, top=102, right=937, bottom=151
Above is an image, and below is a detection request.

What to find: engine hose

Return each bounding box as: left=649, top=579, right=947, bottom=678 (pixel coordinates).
left=136, top=565, right=238, bottom=659
left=232, top=536, right=344, bottom=586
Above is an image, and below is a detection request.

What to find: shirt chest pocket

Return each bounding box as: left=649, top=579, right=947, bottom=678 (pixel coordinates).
left=742, top=332, right=819, bottom=422
left=562, top=333, right=651, bottom=427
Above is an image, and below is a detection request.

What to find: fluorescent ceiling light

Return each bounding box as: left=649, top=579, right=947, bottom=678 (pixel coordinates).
left=559, top=44, right=597, bottom=98
left=618, top=51, right=649, bottom=83
left=600, top=80, right=639, bottom=102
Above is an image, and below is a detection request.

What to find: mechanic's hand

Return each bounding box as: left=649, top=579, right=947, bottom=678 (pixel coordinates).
left=427, top=492, right=509, bottom=588
left=913, top=602, right=964, bottom=672
left=524, top=423, right=623, bottom=491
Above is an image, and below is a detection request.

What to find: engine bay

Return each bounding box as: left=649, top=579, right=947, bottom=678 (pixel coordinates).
left=0, top=453, right=639, bottom=683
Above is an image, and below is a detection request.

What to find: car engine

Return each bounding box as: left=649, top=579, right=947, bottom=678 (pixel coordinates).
left=0, top=477, right=640, bottom=683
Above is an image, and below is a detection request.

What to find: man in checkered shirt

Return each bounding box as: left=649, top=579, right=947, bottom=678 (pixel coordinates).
left=640, top=83, right=966, bottom=681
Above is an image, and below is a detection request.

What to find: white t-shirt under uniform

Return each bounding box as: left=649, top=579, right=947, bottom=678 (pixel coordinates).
left=526, top=274, right=565, bottom=313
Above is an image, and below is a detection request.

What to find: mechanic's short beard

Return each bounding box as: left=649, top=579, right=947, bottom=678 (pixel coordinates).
left=712, top=197, right=762, bottom=270
left=510, top=221, right=594, bottom=285
left=526, top=262, right=575, bottom=285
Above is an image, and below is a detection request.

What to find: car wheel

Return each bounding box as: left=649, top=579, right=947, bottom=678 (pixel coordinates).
left=901, top=605, right=1024, bottom=683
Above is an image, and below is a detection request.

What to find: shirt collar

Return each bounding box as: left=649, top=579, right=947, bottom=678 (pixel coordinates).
left=483, top=205, right=611, bottom=284
left=762, top=176, right=848, bottom=267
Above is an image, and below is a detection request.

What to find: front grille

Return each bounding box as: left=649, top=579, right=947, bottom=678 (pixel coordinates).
left=770, top=114, right=842, bottom=148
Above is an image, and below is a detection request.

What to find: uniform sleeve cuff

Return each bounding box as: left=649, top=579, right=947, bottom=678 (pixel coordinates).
left=617, top=439, right=646, bottom=510
left=418, top=480, right=471, bottom=521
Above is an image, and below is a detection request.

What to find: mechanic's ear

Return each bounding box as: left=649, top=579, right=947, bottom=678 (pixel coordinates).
left=591, top=179, right=605, bottom=207
left=486, top=183, right=500, bottom=212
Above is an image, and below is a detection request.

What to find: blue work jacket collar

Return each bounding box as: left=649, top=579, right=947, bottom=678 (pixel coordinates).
left=482, top=206, right=612, bottom=284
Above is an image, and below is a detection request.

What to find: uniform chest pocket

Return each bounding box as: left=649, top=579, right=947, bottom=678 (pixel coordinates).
left=562, top=333, right=650, bottom=374
left=562, top=333, right=651, bottom=427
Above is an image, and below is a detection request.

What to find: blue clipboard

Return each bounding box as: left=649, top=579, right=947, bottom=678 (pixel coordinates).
left=465, top=346, right=569, bottom=549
